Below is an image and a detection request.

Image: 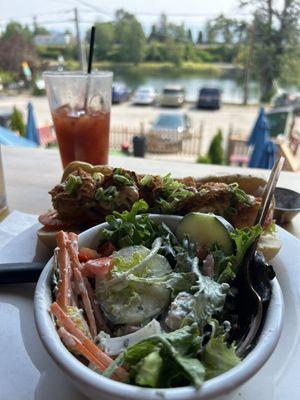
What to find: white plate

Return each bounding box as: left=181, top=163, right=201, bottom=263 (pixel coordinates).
left=0, top=225, right=299, bottom=400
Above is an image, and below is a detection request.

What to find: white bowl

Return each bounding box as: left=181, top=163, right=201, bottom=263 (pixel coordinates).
left=34, top=215, right=284, bottom=400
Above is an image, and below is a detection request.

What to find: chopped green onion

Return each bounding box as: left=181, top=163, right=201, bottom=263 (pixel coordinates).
left=64, top=175, right=82, bottom=195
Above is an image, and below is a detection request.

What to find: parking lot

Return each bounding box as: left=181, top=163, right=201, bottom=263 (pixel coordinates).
left=0, top=94, right=259, bottom=156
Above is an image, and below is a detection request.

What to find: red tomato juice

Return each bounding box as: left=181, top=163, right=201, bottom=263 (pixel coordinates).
left=52, top=106, right=110, bottom=168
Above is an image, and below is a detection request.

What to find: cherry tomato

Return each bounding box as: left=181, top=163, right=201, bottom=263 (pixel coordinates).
left=82, top=257, right=114, bottom=279
left=98, top=241, right=116, bottom=257
left=78, top=247, right=99, bottom=262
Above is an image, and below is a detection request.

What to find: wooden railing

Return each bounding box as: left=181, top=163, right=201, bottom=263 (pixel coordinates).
left=110, top=123, right=204, bottom=157
left=226, top=133, right=250, bottom=166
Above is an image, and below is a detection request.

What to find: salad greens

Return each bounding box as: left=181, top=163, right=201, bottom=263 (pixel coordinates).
left=104, top=324, right=205, bottom=388
left=209, top=224, right=263, bottom=284
left=100, top=200, right=160, bottom=249
left=52, top=200, right=274, bottom=390
left=201, top=324, right=240, bottom=379
left=96, top=243, right=194, bottom=325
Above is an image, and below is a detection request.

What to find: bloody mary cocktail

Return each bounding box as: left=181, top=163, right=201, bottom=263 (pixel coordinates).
left=52, top=107, right=110, bottom=168
left=43, top=71, right=113, bottom=168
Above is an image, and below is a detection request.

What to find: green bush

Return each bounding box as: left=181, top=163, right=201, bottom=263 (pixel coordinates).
left=208, top=129, right=224, bottom=165
left=196, top=155, right=211, bottom=164
left=0, top=71, right=16, bottom=87
left=197, top=129, right=224, bottom=165
left=10, top=106, right=25, bottom=136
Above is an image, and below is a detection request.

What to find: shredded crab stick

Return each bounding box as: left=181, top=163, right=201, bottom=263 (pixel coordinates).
left=73, top=268, right=97, bottom=338
left=56, top=231, right=72, bottom=309
left=58, top=327, right=115, bottom=377
left=84, top=276, right=109, bottom=332
left=67, top=233, right=82, bottom=271
left=50, top=302, right=128, bottom=382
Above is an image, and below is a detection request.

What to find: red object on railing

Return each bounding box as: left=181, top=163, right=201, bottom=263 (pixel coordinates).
left=38, top=125, right=57, bottom=146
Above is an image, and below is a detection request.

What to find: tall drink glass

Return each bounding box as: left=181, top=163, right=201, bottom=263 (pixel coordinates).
left=43, top=71, right=113, bottom=168
left=0, top=145, right=8, bottom=220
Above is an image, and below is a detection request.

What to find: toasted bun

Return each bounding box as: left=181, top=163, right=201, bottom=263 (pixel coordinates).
left=61, top=161, right=113, bottom=182
left=194, top=174, right=267, bottom=196
left=37, top=227, right=57, bottom=249
left=40, top=171, right=281, bottom=260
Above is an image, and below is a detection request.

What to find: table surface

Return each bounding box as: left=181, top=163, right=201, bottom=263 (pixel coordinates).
left=2, top=146, right=300, bottom=239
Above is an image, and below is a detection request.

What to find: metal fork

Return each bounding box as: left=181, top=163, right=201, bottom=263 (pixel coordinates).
left=236, top=156, right=285, bottom=357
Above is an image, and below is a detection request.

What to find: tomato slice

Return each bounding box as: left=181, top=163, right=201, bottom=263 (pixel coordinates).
left=98, top=241, right=116, bottom=257
left=38, top=211, right=70, bottom=229
left=82, top=257, right=114, bottom=278
left=78, top=247, right=99, bottom=262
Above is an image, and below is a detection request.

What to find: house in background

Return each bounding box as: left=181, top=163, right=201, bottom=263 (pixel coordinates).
left=34, top=32, right=72, bottom=46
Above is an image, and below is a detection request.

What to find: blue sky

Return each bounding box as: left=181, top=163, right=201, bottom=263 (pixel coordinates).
left=0, top=0, right=248, bottom=35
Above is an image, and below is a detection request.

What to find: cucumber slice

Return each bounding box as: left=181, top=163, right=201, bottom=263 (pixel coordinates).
left=176, top=212, right=234, bottom=255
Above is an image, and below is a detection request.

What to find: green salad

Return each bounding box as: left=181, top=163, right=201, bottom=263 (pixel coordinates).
left=50, top=199, right=273, bottom=389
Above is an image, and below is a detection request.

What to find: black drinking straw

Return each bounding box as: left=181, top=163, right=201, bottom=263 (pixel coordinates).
left=84, top=26, right=96, bottom=110
left=87, top=26, right=96, bottom=74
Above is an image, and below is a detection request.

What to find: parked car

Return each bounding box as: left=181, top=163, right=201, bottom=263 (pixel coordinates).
left=132, top=86, right=157, bottom=105
left=160, top=86, right=185, bottom=107
left=271, top=91, right=300, bottom=109
left=147, top=112, right=192, bottom=153
left=0, top=110, right=12, bottom=129
left=112, top=83, right=131, bottom=104
left=197, top=87, right=221, bottom=110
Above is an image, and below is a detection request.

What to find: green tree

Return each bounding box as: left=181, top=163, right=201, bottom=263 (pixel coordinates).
left=1, top=21, right=32, bottom=42
left=145, top=41, right=165, bottom=61
left=0, top=33, right=38, bottom=74
left=187, top=29, right=193, bottom=44
left=157, top=14, right=168, bottom=42
left=197, top=31, right=203, bottom=44
left=164, top=38, right=184, bottom=66
left=148, top=25, right=157, bottom=41
left=241, top=0, right=300, bottom=101
left=205, top=21, right=217, bottom=44
left=184, top=43, right=196, bottom=61
left=10, top=106, right=25, bottom=136
left=93, top=22, right=114, bottom=60
left=34, top=25, right=49, bottom=36
left=208, top=130, right=224, bottom=165
left=114, top=9, right=146, bottom=64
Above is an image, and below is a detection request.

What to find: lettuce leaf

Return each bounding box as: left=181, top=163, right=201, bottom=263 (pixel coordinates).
left=134, top=349, right=163, bottom=387
left=230, top=224, right=263, bottom=268
left=208, top=224, right=263, bottom=284
left=103, top=324, right=205, bottom=389
left=201, top=335, right=240, bottom=379
left=96, top=244, right=193, bottom=324
left=100, top=199, right=160, bottom=249
left=165, top=259, right=229, bottom=330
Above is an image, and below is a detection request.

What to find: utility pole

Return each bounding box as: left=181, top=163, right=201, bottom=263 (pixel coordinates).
left=74, top=7, right=85, bottom=70
left=32, top=15, right=38, bottom=34
left=242, top=23, right=254, bottom=106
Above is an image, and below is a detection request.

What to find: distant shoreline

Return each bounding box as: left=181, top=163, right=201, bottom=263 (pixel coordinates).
left=49, top=60, right=242, bottom=78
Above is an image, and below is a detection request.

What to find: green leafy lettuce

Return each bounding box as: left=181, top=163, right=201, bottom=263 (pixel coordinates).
left=209, top=224, right=263, bottom=283
left=103, top=324, right=205, bottom=389
left=200, top=322, right=240, bottom=379
left=100, top=199, right=160, bottom=249
left=96, top=244, right=194, bottom=325
left=165, top=259, right=229, bottom=330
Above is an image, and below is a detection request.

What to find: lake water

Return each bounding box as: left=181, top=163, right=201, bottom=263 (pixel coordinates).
left=113, top=70, right=261, bottom=104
